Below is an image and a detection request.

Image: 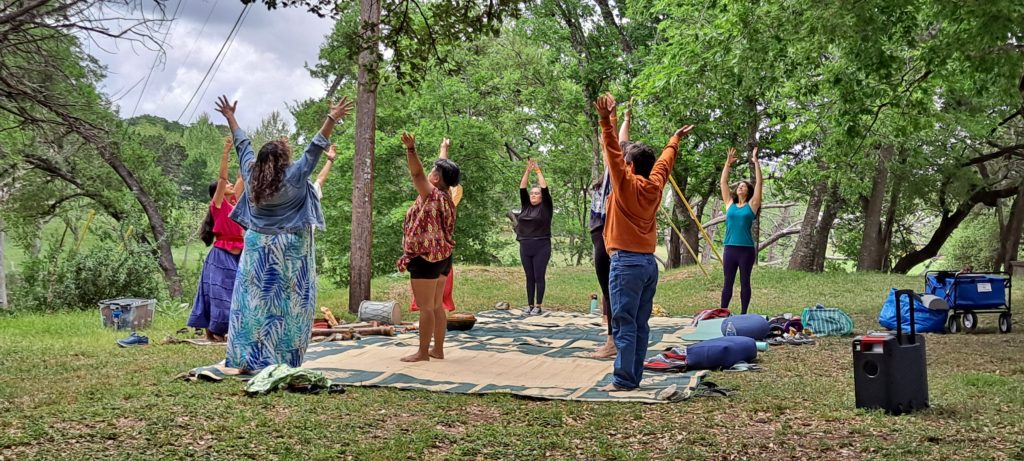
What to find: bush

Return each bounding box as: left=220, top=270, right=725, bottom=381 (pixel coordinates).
left=11, top=239, right=162, bottom=311
left=943, top=214, right=999, bottom=271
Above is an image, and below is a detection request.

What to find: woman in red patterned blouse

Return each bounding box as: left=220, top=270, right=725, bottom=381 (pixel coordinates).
left=397, top=131, right=461, bottom=362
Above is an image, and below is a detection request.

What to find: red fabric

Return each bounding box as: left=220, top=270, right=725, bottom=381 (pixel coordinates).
left=211, top=198, right=244, bottom=252
left=410, top=268, right=456, bottom=312
left=397, top=188, right=455, bottom=272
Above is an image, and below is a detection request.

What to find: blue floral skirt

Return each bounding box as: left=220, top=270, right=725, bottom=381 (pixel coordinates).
left=226, top=228, right=316, bottom=372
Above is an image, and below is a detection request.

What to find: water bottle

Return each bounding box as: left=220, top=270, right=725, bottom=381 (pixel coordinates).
left=112, top=307, right=123, bottom=329
left=589, top=295, right=599, bottom=315
left=725, top=321, right=737, bottom=337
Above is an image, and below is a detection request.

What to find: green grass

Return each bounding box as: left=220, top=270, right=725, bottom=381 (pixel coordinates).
left=2, top=266, right=1024, bottom=460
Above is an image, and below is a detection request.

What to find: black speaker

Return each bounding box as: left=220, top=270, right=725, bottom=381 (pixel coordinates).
left=852, top=289, right=929, bottom=415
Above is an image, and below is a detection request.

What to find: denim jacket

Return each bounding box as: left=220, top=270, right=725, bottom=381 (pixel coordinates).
left=228, top=128, right=327, bottom=234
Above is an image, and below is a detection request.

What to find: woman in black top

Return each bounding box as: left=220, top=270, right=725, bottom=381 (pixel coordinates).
left=516, top=159, right=553, bottom=315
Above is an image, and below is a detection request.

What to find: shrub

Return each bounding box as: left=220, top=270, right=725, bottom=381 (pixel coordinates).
left=943, top=214, right=999, bottom=271
left=11, top=239, right=162, bottom=311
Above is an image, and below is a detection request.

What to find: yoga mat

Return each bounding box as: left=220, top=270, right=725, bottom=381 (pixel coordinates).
left=186, top=311, right=707, bottom=403
left=680, top=318, right=725, bottom=341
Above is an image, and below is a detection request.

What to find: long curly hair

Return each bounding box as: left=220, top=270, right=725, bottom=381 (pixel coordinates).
left=199, top=181, right=218, bottom=247
left=249, top=140, right=291, bottom=205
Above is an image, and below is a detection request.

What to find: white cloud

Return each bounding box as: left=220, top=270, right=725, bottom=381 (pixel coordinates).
left=92, top=0, right=335, bottom=129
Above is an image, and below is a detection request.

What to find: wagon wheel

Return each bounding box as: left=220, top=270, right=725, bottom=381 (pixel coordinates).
left=946, top=314, right=962, bottom=334
left=998, top=313, right=1012, bottom=334
left=962, top=312, right=978, bottom=332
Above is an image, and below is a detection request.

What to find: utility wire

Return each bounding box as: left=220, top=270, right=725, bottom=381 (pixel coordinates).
left=175, top=4, right=250, bottom=123
left=131, top=0, right=183, bottom=117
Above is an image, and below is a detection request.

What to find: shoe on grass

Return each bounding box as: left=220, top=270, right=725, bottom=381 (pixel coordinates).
left=117, top=332, right=149, bottom=347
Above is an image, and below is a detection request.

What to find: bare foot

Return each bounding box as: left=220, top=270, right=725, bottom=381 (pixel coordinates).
left=429, top=351, right=445, bottom=360
left=589, top=345, right=617, bottom=359
left=400, top=353, right=430, bottom=363
left=598, top=383, right=633, bottom=392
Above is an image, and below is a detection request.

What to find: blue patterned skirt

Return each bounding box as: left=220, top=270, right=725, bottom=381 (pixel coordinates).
left=187, top=247, right=240, bottom=336
left=225, top=228, right=316, bottom=372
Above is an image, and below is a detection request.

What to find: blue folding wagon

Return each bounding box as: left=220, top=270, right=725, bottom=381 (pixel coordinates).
left=925, top=271, right=1012, bottom=334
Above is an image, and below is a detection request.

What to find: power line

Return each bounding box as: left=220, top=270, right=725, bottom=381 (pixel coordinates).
left=131, top=0, right=183, bottom=117
left=187, top=4, right=252, bottom=123
left=180, top=0, right=218, bottom=70
left=175, top=4, right=250, bottom=123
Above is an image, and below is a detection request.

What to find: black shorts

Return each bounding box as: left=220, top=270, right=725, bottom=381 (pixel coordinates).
left=407, top=256, right=453, bottom=280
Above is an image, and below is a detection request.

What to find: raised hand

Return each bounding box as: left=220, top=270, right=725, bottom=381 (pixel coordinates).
left=441, top=138, right=451, bottom=150
left=222, top=136, right=232, bottom=152
left=401, top=132, right=416, bottom=151
left=673, top=124, right=695, bottom=139
left=593, top=93, right=616, bottom=119
left=215, top=95, right=238, bottom=120
left=326, top=144, right=337, bottom=161
left=751, top=146, right=759, bottom=162
left=727, top=147, right=738, bottom=166
left=328, top=96, right=355, bottom=122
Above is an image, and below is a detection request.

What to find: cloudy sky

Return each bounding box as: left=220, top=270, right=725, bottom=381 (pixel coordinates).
left=89, top=0, right=335, bottom=129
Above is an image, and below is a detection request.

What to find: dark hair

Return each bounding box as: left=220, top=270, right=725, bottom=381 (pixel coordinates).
left=433, top=159, right=461, bottom=188
left=622, top=141, right=656, bottom=179
left=250, top=140, right=291, bottom=205
left=199, top=180, right=219, bottom=247
left=731, top=180, right=755, bottom=204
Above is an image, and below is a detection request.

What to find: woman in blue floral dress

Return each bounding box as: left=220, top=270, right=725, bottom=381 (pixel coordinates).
left=214, top=94, right=353, bottom=372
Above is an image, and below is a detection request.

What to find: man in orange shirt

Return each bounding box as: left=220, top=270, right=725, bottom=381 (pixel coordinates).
left=593, top=93, right=694, bottom=392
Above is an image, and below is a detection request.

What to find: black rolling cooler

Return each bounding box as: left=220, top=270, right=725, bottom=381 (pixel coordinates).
left=853, top=289, right=929, bottom=415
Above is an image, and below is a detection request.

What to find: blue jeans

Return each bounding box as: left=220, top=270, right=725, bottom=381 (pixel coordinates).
left=609, top=250, right=659, bottom=389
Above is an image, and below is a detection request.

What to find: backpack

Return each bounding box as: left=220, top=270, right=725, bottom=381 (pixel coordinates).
left=801, top=304, right=854, bottom=336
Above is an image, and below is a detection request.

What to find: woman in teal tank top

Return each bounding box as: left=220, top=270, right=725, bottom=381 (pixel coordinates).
left=719, top=147, right=763, bottom=314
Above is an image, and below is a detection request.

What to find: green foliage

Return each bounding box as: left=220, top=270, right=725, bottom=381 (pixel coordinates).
left=11, top=237, right=162, bottom=312
left=943, top=213, right=1000, bottom=271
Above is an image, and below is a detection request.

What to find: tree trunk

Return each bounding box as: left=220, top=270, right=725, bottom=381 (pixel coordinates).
left=704, top=196, right=723, bottom=261
left=94, top=145, right=181, bottom=298
left=857, top=145, right=893, bottom=271
left=553, top=0, right=602, bottom=185
left=683, top=194, right=706, bottom=265
left=348, top=0, right=381, bottom=313
left=789, top=179, right=826, bottom=271
left=892, top=185, right=1021, bottom=273
left=0, top=221, right=7, bottom=310
left=812, top=185, right=843, bottom=272
left=880, top=176, right=902, bottom=271
left=998, top=185, right=1024, bottom=271
left=592, top=0, right=633, bottom=55
left=23, top=94, right=181, bottom=296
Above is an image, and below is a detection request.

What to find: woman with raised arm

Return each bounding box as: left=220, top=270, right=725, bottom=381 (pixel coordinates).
left=410, top=138, right=462, bottom=313
left=397, top=132, right=460, bottom=363
left=590, top=104, right=630, bottom=358
left=515, top=158, right=553, bottom=316
left=187, top=137, right=245, bottom=342
left=719, top=146, right=763, bottom=315
left=214, top=94, right=353, bottom=372
left=312, top=144, right=338, bottom=200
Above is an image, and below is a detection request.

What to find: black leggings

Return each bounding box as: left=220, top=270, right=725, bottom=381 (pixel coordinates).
left=721, top=245, right=756, bottom=314
left=519, top=238, right=552, bottom=306
left=591, top=228, right=612, bottom=335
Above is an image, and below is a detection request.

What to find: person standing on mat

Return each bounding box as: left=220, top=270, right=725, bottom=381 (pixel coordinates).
left=397, top=132, right=460, bottom=362
left=592, top=92, right=694, bottom=392
left=516, top=158, right=553, bottom=316
left=215, top=94, right=353, bottom=373
left=411, top=138, right=461, bottom=313
left=590, top=103, right=632, bottom=359
left=719, top=146, right=763, bottom=315
left=187, top=137, right=245, bottom=342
